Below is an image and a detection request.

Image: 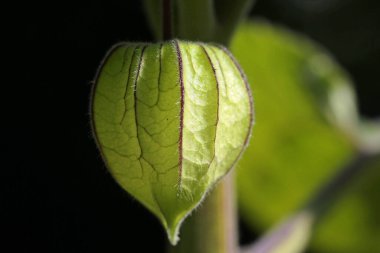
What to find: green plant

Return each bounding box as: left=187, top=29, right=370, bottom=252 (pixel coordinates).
left=90, top=1, right=380, bottom=252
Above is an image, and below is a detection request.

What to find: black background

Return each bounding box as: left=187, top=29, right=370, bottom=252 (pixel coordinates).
left=5, top=0, right=379, bottom=252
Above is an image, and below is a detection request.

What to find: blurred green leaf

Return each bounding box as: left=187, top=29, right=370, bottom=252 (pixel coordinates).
left=232, top=21, right=380, bottom=252
left=311, top=156, right=380, bottom=253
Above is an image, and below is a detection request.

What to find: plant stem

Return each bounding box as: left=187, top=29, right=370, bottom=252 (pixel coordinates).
left=168, top=172, right=239, bottom=253
left=215, top=0, right=256, bottom=45
left=142, top=0, right=162, bottom=40
left=143, top=0, right=255, bottom=45
left=162, top=0, right=172, bottom=40
left=173, top=0, right=216, bottom=42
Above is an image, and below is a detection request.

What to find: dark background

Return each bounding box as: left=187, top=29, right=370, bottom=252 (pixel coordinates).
left=5, top=0, right=379, bottom=252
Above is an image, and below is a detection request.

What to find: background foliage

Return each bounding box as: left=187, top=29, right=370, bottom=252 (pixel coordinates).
left=232, top=21, right=380, bottom=253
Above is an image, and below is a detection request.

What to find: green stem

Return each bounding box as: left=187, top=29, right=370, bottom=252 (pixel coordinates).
left=215, top=0, right=256, bottom=45
left=142, top=0, right=162, bottom=40
left=173, top=0, right=216, bottom=42
left=168, top=173, right=239, bottom=253
left=162, top=0, right=172, bottom=40
left=143, top=0, right=255, bottom=45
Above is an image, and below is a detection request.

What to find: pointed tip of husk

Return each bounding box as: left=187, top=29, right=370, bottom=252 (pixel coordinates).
left=166, top=222, right=181, bottom=245
left=164, top=212, right=190, bottom=246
